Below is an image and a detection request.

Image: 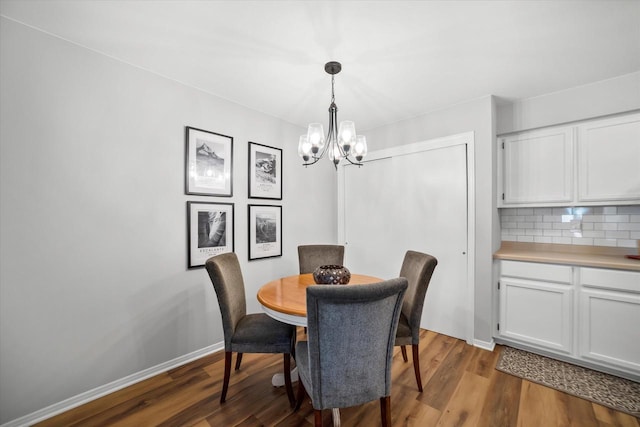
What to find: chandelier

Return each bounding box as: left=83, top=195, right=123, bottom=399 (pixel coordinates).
left=298, top=61, right=367, bottom=168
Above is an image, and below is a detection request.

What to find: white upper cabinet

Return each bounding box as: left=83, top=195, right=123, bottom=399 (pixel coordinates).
left=577, top=114, right=640, bottom=203
left=500, top=127, right=574, bottom=205
left=498, top=112, right=640, bottom=207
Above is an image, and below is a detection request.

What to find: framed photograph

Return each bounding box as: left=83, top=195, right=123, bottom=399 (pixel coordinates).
left=187, top=201, right=234, bottom=268
left=185, top=126, right=233, bottom=196
left=248, top=142, right=282, bottom=200
left=248, top=204, right=282, bottom=260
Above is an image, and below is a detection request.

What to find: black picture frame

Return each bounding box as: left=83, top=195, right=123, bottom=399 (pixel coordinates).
left=248, top=141, right=282, bottom=200
left=185, top=126, right=233, bottom=197
left=187, top=201, right=234, bottom=268
left=248, top=204, right=282, bottom=260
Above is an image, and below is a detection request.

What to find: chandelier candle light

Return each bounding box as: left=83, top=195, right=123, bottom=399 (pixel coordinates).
left=298, top=61, right=368, bottom=168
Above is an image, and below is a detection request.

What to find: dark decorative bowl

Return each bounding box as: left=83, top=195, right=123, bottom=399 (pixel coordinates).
left=313, top=265, right=351, bottom=285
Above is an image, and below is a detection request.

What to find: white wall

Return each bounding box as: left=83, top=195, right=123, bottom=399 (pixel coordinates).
left=364, top=96, right=499, bottom=347
left=0, top=18, right=336, bottom=424
left=497, top=72, right=640, bottom=134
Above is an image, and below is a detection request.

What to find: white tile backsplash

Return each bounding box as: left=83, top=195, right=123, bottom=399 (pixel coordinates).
left=501, top=205, right=640, bottom=248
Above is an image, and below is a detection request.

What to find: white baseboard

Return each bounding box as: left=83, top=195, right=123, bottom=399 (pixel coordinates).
left=473, top=338, right=496, bottom=352
left=1, top=342, right=225, bottom=427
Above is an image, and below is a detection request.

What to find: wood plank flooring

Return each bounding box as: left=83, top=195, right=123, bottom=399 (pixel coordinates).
left=36, top=330, right=639, bottom=427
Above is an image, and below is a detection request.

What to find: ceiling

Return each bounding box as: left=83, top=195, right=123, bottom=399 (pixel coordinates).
left=1, top=1, right=639, bottom=132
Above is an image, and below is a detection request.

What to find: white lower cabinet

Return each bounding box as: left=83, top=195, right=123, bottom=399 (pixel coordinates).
left=499, top=261, right=573, bottom=353
left=497, top=260, right=640, bottom=380
left=578, top=268, right=640, bottom=374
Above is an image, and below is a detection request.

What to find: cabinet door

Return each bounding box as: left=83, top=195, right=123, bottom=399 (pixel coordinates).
left=579, top=268, right=640, bottom=374
left=499, top=261, right=574, bottom=353
left=501, top=127, right=574, bottom=205
left=577, top=113, right=640, bottom=202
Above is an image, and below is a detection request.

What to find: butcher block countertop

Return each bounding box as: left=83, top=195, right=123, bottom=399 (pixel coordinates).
left=494, top=241, right=640, bottom=272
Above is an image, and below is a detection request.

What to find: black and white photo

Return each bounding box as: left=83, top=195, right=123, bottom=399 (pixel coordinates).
left=248, top=142, right=282, bottom=200
left=248, top=204, right=282, bottom=260
left=186, top=127, right=233, bottom=196
left=188, top=201, right=234, bottom=268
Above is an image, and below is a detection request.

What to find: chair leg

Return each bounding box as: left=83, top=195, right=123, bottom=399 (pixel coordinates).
left=412, top=344, right=423, bottom=392
left=400, top=345, right=408, bottom=362
left=220, top=351, right=232, bottom=403
left=235, top=352, right=243, bottom=370
left=294, top=375, right=307, bottom=411
left=380, top=396, right=391, bottom=427
left=284, top=353, right=295, bottom=407
left=314, top=409, right=323, bottom=427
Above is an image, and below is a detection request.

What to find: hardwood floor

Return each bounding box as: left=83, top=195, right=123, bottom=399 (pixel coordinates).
left=36, top=330, right=639, bottom=427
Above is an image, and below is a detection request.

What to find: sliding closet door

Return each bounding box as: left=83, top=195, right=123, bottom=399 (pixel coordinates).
left=341, top=140, right=469, bottom=340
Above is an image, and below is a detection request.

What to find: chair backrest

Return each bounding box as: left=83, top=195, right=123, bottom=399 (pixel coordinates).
left=305, top=278, right=408, bottom=410
left=205, top=252, right=247, bottom=350
left=297, top=244, right=345, bottom=274
left=399, top=250, right=438, bottom=343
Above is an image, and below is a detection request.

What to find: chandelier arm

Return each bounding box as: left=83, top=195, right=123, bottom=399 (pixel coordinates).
left=335, top=139, right=364, bottom=167
left=342, top=155, right=364, bottom=167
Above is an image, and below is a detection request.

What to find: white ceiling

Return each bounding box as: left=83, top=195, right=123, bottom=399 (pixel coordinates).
left=2, top=1, right=639, bottom=131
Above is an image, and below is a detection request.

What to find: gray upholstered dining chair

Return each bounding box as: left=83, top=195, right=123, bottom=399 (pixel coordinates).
left=205, top=252, right=296, bottom=406
left=297, top=244, right=345, bottom=274
left=394, top=250, right=438, bottom=392
left=294, top=278, right=408, bottom=427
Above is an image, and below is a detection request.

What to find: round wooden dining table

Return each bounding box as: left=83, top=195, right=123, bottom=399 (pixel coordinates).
left=257, top=273, right=383, bottom=327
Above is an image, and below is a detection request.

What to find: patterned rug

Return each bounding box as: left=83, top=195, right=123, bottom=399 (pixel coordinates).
left=496, top=346, right=640, bottom=417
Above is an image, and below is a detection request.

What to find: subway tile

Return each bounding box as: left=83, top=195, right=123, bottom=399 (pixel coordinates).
left=517, top=235, right=535, bottom=242
left=501, top=215, right=518, bottom=223
left=502, top=222, right=517, bottom=229
left=573, top=207, right=594, bottom=215
left=601, top=206, right=618, bottom=215
left=583, top=215, right=604, bottom=223
left=630, top=215, right=640, bottom=223
left=594, top=238, right=618, bottom=247
left=582, top=230, right=605, bottom=238
left=581, top=223, right=594, bottom=231
left=525, top=215, right=542, bottom=222
left=618, top=205, right=640, bottom=214
left=512, top=229, right=526, bottom=236
left=543, top=230, right=563, bottom=237
left=533, top=207, right=553, bottom=215
left=525, top=229, right=543, bottom=236
left=502, top=235, right=518, bottom=242
left=594, top=223, right=617, bottom=231
left=630, top=232, right=640, bottom=239
left=535, top=222, right=553, bottom=230
left=562, top=230, right=575, bottom=237
left=618, top=223, right=640, bottom=231
left=553, top=222, right=572, bottom=230
left=605, top=215, right=629, bottom=223
left=517, top=222, right=534, bottom=229
left=543, top=215, right=563, bottom=222
left=552, top=208, right=572, bottom=215
left=605, top=230, right=630, bottom=239
left=590, top=207, right=605, bottom=214
left=517, top=208, right=534, bottom=215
